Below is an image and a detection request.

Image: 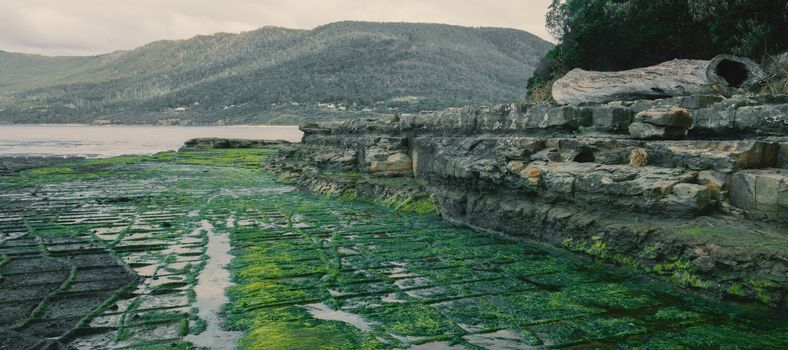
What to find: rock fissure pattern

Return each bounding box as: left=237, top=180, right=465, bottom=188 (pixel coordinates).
left=1, top=149, right=786, bottom=348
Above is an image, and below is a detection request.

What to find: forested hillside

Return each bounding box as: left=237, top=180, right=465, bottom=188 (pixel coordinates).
left=0, top=21, right=551, bottom=125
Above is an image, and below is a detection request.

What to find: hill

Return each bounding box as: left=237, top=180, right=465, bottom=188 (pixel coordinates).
left=0, top=21, right=552, bottom=125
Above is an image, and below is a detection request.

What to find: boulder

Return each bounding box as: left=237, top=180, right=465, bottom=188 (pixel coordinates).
left=552, top=55, right=767, bottom=104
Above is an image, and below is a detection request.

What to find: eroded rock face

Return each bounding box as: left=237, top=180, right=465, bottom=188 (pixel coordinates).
left=271, top=93, right=788, bottom=306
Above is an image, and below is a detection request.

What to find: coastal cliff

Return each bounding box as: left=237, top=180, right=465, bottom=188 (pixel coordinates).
left=268, top=93, right=788, bottom=308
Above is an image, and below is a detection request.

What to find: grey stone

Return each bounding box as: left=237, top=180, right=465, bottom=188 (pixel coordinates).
left=664, top=183, right=714, bottom=214
left=635, top=107, right=692, bottom=128
left=678, top=95, right=724, bottom=109
left=629, top=122, right=687, bottom=139
left=734, top=104, right=788, bottom=135
left=586, top=106, right=633, bottom=132
left=644, top=140, right=778, bottom=171
left=691, top=108, right=736, bottom=134
left=730, top=169, right=788, bottom=220
left=778, top=142, right=788, bottom=169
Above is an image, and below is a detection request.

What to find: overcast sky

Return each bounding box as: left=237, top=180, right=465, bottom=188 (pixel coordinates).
left=0, top=0, right=553, bottom=56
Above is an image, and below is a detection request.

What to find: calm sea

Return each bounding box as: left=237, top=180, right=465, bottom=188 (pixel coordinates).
left=0, top=125, right=302, bottom=157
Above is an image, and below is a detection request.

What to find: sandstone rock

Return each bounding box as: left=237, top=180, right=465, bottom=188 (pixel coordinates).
left=516, top=161, right=705, bottom=214
left=552, top=55, right=766, bottom=104
left=697, top=170, right=731, bottom=200
left=523, top=164, right=542, bottom=186
left=280, top=95, right=788, bottom=306
left=730, top=169, right=788, bottom=221
left=368, top=152, right=412, bottom=176
left=691, top=101, right=788, bottom=136
left=691, top=108, right=736, bottom=134
left=635, top=107, right=692, bottom=128
left=678, top=95, right=725, bottom=109
left=644, top=140, right=778, bottom=171
left=778, top=141, right=788, bottom=169
left=506, top=160, right=526, bottom=174
left=663, top=183, right=714, bottom=214
left=629, top=122, right=687, bottom=139
left=531, top=148, right=564, bottom=162
left=733, top=104, right=788, bottom=134
left=585, top=106, right=633, bottom=133
left=629, top=107, right=692, bottom=139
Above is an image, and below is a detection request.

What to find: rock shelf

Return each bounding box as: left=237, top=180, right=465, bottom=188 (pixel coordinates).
left=1, top=147, right=786, bottom=349
left=271, top=94, right=788, bottom=307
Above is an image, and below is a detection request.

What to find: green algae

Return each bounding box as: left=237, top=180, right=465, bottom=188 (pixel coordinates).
left=2, top=148, right=786, bottom=349
left=238, top=321, right=384, bottom=350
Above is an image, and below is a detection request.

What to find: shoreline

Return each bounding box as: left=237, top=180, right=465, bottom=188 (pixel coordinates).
left=0, top=123, right=301, bottom=127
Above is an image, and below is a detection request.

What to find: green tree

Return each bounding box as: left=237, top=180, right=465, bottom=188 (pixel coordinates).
left=529, top=0, right=788, bottom=97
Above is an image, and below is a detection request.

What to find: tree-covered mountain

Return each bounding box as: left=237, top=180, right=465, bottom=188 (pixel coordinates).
left=0, top=21, right=551, bottom=125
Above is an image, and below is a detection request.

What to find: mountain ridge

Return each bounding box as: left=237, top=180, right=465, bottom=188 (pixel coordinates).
left=0, top=21, right=552, bottom=125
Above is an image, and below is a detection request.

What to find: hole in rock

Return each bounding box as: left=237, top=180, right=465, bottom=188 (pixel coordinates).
left=714, top=59, right=748, bottom=88
left=573, top=150, right=596, bottom=163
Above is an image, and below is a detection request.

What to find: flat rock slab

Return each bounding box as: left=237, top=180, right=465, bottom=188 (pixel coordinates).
left=1, top=149, right=785, bottom=349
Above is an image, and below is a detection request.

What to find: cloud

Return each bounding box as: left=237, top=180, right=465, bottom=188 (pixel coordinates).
left=0, top=0, right=553, bottom=56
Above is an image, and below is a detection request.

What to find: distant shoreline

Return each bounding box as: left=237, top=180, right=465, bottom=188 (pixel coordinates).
left=0, top=125, right=303, bottom=159
left=0, top=124, right=300, bottom=128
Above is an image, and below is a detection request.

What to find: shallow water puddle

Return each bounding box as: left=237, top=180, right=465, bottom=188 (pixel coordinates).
left=184, top=219, right=243, bottom=349
left=302, top=302, right=376, bottom=332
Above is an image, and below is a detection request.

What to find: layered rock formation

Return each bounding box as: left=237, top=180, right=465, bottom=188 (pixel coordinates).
left=269, top=93, right=788, bottom=308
